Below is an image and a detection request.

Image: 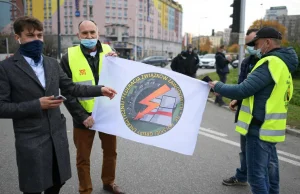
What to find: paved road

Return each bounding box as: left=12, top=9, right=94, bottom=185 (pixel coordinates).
left=1, top=64, right=299, bottom=193
left=1, top=102, right=300, bottom=194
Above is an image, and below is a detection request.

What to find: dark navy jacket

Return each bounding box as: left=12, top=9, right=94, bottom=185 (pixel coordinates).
left=234, top=55, right=258, bottom=123
left=215, top=47, right=299, bottom=136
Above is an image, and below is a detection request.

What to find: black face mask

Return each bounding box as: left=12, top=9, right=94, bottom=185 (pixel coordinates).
left=19, top=40, right=44, bottom=63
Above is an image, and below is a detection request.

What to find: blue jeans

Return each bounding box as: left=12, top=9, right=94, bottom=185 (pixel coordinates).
left=235, top=135, right=247, bottom=182
left=246, top=135, right=279, bottom=194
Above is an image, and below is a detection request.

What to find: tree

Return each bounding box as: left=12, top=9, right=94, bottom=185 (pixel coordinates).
left=227, top=44, right=239, bottom=53
left=200, top=38, right=212, bottom=53
left=249, top=20, right=287, bottom=41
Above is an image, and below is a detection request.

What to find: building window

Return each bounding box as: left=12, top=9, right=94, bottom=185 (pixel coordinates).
left=106, top=10, right=110, bottom=16
left=118, top=11, right=122, bottom=17
left=106, top=17, right=110, bottom=23
left=106, top=0, right=110, bottom=6
left=89, top=6, right=93, bottom=16
left=124, top=10, right=127, bottom=17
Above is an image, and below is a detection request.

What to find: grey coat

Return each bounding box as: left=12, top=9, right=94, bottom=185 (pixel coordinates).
left=0, top=52, right=103, bottom=193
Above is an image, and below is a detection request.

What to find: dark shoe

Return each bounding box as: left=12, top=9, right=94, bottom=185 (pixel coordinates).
left=103, top=183, right=125, bottom=194
left=222, top=176, right=248, bottom=186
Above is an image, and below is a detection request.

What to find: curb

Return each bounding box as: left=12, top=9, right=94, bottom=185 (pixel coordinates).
left=207, top=98, right=300, bottom=138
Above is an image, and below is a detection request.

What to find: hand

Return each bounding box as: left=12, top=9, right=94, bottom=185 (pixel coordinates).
left=105, top=51, right=118, bottom=57
left=208, top=81, right=219, bottom=89
left=226, top=55, right=232, bottom=62
left=229, top=100, right=238, bottom=111
left=39, top=96, right=63, bottom=110
left=214, top=92, right=220, bottom=96
left=101, top=87, right=117, bottom=99
left=83, top=116, right=94, bottom=128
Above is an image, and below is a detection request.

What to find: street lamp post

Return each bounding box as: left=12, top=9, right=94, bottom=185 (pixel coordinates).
left=134, top=2, right=137, bottom=61
left=198, top=17, right=208, bottom=53
left=260, top=3, right=264, bottom=28
left=57, top=0, right=61, bottom=60
left=238, top=0, right=246, bottom=74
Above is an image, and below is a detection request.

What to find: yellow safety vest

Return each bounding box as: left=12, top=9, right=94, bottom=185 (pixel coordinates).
left=68, top=44, right=112, bottom=113
left=236, top=56, right=293, bottom=143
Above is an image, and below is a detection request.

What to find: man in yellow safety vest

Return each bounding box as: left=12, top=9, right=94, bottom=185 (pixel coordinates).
left=209, top=27, right=298, bottom=194
left=60, top=20, right=124, bottom=194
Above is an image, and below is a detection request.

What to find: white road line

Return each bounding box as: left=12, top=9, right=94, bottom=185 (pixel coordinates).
left=199, top=127, right=228, bottom=137
left=199, top=131, right=300, bottom=167
left=277, top=150, right=300, bottom=161
left=278, top=156, right=300, bottom=166
left=199, top=131, right=239, bottom=147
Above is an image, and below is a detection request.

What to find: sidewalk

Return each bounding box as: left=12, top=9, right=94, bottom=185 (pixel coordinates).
left=207, top=98, right=300, bottom=138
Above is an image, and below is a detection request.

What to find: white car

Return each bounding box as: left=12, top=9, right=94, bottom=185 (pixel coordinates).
left=199, top=54, right=216, bottom=69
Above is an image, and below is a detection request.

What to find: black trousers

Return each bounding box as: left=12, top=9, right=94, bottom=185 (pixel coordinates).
left=215, top=73, right=227, bottom=104
left=24, top=148, right=64, bottom=194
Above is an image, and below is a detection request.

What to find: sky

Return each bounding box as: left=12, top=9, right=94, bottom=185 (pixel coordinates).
left=175, top=0, right=300, bottom=36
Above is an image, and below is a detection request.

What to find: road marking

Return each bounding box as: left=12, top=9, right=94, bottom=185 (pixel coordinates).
left=199, top=131, right=239, bottom=146
left=200, top=127, right=228, bottom=137
left=278, top=156, right=300, bottom=166
left=277, top=150, right=300, bottom=161
left=199, top=131, right=300, bottom=167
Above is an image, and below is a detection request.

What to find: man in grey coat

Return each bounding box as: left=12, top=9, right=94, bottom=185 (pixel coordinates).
left=0, top=16, right=117, bottom=194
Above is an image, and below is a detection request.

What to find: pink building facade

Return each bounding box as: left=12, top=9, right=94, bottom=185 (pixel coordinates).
left=3, top=0, right=183, bottom=58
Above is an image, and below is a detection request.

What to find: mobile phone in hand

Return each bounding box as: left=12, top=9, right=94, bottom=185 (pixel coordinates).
left=54, top=95, right=67, bottom=101
left=202, top=76, right=212, bottom=83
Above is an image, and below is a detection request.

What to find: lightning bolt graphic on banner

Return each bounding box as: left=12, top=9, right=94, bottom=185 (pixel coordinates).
left=134, top=84, right=171, bottom=120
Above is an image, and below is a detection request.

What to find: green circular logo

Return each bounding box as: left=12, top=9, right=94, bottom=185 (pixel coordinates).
left=120, top=73, right=184, bottom=137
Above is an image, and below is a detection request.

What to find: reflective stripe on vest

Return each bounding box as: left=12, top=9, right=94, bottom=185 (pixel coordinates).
left=68, top=44, right=112, bottom=112
left=235, top=56, right=293, bottom=143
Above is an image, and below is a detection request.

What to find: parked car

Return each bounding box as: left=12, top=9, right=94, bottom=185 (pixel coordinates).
left=140, top=56, right=168, bottom=67
left=231, top=60, right=239, bottom=68
left=198, top=54, right=216, bottom=69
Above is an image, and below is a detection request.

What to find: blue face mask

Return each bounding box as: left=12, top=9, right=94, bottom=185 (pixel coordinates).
left=19, top=40, right=44, bottom=63
left=246, top=46, right=257, bottom=56
left=81, top=39, right=98, bottom=49
left=255, top=42, right=267, bottom=59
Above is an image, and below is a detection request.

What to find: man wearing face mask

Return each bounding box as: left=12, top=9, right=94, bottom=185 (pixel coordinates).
left=209, top=27, right=298, bottom=194
left=171, top=44, right=199, bottom=78
left=222, top=28, right=259, bottom=186
left=60, top=20, right=124, bottom=194
left=215, top=45, right=232, bottom=106
left=0, top=16, right=117, bottom=194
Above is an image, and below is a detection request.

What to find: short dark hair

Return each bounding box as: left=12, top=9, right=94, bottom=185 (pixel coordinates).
left=246, top=28, right=259, bottom=35
left=13, top=16, right=43, bottom=36
left=219, top=45, right=225, bottom=49
left=78, top=20, right=97, bottom=30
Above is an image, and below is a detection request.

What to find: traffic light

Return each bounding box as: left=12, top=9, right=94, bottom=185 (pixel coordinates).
left=230, top=0, right=241, bottom=33
left=212, top=29, right=215, bottom=36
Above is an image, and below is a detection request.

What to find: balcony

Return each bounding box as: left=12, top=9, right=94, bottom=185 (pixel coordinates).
left=122, top=32, right=129, bottom=37
left=106, top=32, right=117, bottom=38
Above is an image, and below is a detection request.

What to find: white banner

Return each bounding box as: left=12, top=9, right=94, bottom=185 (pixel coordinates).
left=91, top=57, right=210, bottom=155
